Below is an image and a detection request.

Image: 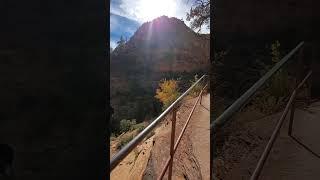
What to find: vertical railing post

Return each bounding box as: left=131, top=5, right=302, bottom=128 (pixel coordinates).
left=168, top=108, right=177, bottom=180
left=288, top=98, right=296, bottom=136
left=295, top=45, right=304, bottom=89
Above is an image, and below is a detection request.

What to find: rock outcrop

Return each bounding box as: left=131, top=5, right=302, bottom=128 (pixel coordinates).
left=110, top=16, right=209, bottom=125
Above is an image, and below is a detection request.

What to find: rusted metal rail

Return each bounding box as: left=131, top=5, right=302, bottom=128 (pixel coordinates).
left=250, top=70, right=312, bottom=180
left=110, top=74, right=208, bottom=178
left=157, top=83, right=208, bottom=180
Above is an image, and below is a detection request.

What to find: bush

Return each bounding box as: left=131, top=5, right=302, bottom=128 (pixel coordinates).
left=132, top=123, right=146, bottom=133
left=119, top=119, right=137, bottom=133
left=252, top=40, right=291, bottom=114
left=155, top=79, right=181, bottom=110
left=117, top=134, right=134, bottom=150
left=268, top=40, right=290, bottom=103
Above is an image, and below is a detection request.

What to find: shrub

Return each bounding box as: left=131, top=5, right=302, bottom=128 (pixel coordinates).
left=155, top=79, right=181, bottom=110
left=268, top=40, right=290, bottom=103
left=132, top=123, right=146, bottom=133
left=119, top=119, right=137, bottom=133
left=252, top=40, right=291, bottom=114
left=117, top=134, right=134, bottom=150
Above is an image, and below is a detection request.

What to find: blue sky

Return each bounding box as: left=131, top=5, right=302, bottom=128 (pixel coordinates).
left=110, top=13, right=140, bottom=49
left=110, top=0, right=209, bottom=49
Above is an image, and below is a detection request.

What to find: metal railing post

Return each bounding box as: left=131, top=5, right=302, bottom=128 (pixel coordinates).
left=168, top=108, right=177, bottom=180
left=288, top=99, right=296, bottom=136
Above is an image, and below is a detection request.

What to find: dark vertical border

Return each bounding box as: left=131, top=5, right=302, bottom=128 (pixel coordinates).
left=210, top=0, right=215, bottom=179
left=105, top=0, right=111, bottom=179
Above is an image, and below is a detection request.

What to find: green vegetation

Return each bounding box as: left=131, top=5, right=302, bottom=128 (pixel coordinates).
left=119, top=119, right=137, bottom=133
left=155, top=79, right=181, bottom=110
left=111, top=120, right=147, bottom=150
left=117, top=134, right=134, bottom=150
left=252, top=40, right=291, bottom=114
left=119, top=119, right=146, bottom=135
left=110, top=71, right=205, bottom=136
left=116, top=35, right=127, bottom=49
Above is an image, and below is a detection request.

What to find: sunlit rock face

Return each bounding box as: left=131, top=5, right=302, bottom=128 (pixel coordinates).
left=110, top=16, right=209, bottom=124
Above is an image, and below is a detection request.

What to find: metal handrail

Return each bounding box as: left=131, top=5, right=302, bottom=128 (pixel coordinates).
left=211, top=41, right=305, bottom=179
left=157, top=83, right=209, bottom=180
left=250, top=70, right=313, bottom=180
left=211, top=41, right=304, bottom=129
left=110, top=74, right=208, bottom=171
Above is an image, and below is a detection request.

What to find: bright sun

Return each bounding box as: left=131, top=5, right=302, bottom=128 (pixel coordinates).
left=136, top=0, right=177, bottom=22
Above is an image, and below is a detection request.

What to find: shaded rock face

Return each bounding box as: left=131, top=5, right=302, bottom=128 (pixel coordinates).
left=215, top=0, right=320, bottom=44
left=214, top=0, right=320, bottom=102
left=110, top=16, right=209, bottom=124
left=0, top=1, right=106, bottom=180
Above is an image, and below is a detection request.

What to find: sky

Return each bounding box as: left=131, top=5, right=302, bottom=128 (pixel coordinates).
left=110, top=0, right=210, bottom=49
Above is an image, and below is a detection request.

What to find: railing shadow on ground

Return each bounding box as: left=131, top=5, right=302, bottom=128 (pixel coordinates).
left=211, top=41, right=320, bottom=180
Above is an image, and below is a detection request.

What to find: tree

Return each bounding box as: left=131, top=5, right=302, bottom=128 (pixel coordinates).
left=117, top=35, right=126, bottom=48
left=186, top=0, right=210, bottom=32
left=155, top=79, right=181, bottom=110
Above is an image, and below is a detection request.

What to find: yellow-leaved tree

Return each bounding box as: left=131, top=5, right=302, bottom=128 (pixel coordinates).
left=155, top=79, right=181, bottom=110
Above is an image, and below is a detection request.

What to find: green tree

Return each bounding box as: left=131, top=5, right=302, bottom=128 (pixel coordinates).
left=117, top=35, right=126, bottom=48
left=155, top=79, right=181, bottom=110
left=269, top=40, right=289, bottom=101
left=271, top=40, right=281, bottom=63
left=186, top=0, right=210, bottom=32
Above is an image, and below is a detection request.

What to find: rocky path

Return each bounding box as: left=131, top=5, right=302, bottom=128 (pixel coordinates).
left=225, top=101, right=320, bottom=180
left=144, top=94, right=210, bottom=180
left=188, top=93, right=210, bottom=180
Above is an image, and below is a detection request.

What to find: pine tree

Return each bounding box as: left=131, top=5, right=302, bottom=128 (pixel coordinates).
left=117, top=35, right=126, bottom=48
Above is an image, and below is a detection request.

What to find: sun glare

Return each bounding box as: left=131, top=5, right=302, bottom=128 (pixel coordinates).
left=137, top=0, right=177, bottom=22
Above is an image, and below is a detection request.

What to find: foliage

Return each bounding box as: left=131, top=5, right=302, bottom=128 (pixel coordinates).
left=117, top=134, right=134, bottom=150
left=186, top=0, right=210, bottom=32
left=271, top=40, right=281, bottom=63
left=252, top=40, right=291, bottom=114
left=119, top=119, right=137, bottom=133
left=155, top=79, right=181, bottom=110
left=268, top=40, right=290, bottom=101
left=116, top=35, right=126, bottom=48
left=132, top=123, right=146, bottom=133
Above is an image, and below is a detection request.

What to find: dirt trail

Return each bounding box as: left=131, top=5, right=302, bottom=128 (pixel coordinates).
left=225, top=101, right=320, bottom=180
left=110, top=94, right=210, bottom=180
left=188, top=93, right=210, bottom=180
left=144, top=94, right=210, bottom=180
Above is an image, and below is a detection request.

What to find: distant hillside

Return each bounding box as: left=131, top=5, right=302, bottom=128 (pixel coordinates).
left=110, top=16, right=209, bottom=133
